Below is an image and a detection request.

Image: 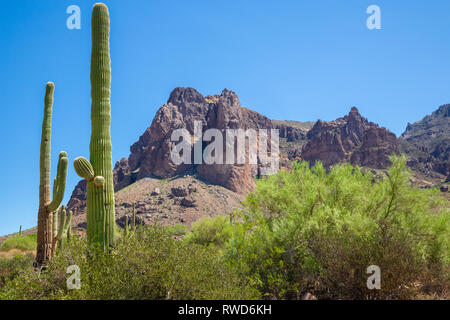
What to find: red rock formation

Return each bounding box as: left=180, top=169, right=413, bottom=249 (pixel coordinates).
left=302, top=107, right=399, bottom=169
left=69, top=87, right=275, bottom=211
left=350, top=127, right=399, bottom=169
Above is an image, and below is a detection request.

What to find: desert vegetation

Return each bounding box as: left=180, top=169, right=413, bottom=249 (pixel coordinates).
left=1, top=2, right=448, bottom=301
left=0, top=156, right=448, bottom=300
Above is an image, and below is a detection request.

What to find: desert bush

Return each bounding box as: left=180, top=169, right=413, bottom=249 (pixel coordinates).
left=222, top=156, right=449, bottom=299
left=0, top=234, right=37, bottom=252
left=185, top=215, right=233, bottom=247
left=0, top=226, right=258, bottom=300
left=166, top=224, right=188, bottom=237
left=0, top=254, right=34, bottom=290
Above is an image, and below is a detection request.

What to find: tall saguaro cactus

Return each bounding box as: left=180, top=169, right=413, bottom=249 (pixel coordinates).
left=36, top=82, right=68, bottom=265
left=74, top=3, right=115, bottom=250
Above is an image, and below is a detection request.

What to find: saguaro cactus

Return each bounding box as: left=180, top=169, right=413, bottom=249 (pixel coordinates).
left=36, top=82, right=68, bottom=265
left=124, top=216, right=129, bottom=236
left=73, top=3, right=115, bottom=250
left=51, top=206, right=73, bottom=255
left=131, top=203, right=136, bottom=232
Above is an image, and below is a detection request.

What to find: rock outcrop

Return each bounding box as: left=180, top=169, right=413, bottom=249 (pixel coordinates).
left=68, top=87, right=275, bottom=211
left=350, top=127, right=399, bottom=169
left=276, top=123, right=308, bottom=142
left=302, top=107, right=399, bottom=168
left=400, top=104, right=450, bottom=178
left=122, top=87, right=273, bottom=194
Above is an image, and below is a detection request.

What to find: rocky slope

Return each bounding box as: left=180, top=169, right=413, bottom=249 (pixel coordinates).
left=399, top=104, right=450, bottom=180
left=71, top=172, right=243, bottom=231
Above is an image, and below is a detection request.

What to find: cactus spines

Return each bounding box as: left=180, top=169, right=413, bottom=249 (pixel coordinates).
left=36, top=82, right=69, bottom=265
left=74, top=3, right=115, bottom=249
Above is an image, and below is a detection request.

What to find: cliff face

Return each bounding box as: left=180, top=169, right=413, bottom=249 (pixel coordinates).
left=120, top=87, right=274, bottom=194
left=400, top=104, right=450, bottom=177
left=301, top=107, right=399, bottom=168
left=69, top=87, right=275, bottom=212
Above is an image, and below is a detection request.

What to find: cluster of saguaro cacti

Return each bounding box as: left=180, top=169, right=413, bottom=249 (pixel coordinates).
left=73, top=3, right=115, bottom=250
left=36, top=82, right=68, bottom=265
left=51, top=206, right=73, bottom=256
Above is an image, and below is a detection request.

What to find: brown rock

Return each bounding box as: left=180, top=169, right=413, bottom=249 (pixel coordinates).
left=181, top=196, right=197, bottom=207
left=171, top=186, right=188, bottom=197
left=151, top=187, right=161, bottom=196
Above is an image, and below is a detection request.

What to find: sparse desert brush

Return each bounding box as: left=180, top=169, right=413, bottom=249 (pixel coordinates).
left=0, top=226, right=259, bottom=300
left=0, top=253, right=34, bottom=291
left=0, top=234, right=37, bottom=252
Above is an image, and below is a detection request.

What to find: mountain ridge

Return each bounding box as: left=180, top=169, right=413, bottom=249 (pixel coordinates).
left=66, top=87, right=450, bottom=227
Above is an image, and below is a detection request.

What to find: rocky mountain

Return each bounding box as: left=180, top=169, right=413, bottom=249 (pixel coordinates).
left=67, top=88, right=449, bottom=224
left=301, top=107, right=399, bottom=169
left=399, top=104, right=450, bottom=180
left=69, top=87, right=275, bottom=213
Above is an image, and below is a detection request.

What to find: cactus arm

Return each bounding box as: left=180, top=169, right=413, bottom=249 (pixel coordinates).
left=47, top=153, right=68, bottom=212
left=52, top=210, right=58, bottom=239
left=58, top=209, right=72, bottom=250
left=73, top=156, right=95, bottom=181
left=62, top=210, right=73, bottom=238
left=56, top=206, right=67, bottom=241
left=73, top=156, right=105, bottom=187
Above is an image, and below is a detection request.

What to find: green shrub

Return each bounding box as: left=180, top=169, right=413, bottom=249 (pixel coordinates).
left=0, top=234, right=37, bottom=252
left=0, top=226, right=259, bottom=300
left=166, top=224, right=188, bottom=237
left=223, top=156, right=449, bottom=299
left=185, top=215, right=233, bottom=247
left=0, top=254, right=34, bottom=290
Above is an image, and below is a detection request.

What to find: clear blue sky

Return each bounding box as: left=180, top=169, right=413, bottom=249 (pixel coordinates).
left=1, top=0, right=450, bottom=235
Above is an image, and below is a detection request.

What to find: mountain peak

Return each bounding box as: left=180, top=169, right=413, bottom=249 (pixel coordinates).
left=349, top=106, right=360, bottom=115
left=167, top=87, right=205, bottom=106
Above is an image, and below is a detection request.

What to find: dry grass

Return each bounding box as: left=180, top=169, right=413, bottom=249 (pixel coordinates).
left=0, top=249, right=35, bottom=259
